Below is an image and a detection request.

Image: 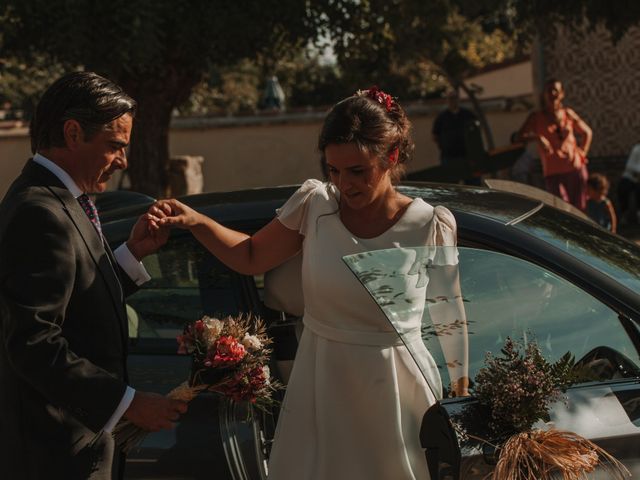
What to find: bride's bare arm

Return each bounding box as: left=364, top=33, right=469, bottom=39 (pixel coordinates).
left=426, top=264, right=470, bottom=397
left=151, top=199, right=303, bottom=276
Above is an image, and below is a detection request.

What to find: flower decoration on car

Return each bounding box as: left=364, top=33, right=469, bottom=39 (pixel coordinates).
left=356, top=86, right=394, bottom=112
left=468, top=336, right=629, bottom=479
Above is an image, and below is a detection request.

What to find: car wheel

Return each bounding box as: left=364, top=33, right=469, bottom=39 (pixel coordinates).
left=219, top=398, right=277, bottom=480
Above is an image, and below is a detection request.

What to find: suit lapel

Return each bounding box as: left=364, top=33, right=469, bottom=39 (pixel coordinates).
left=102, top=238, right=130, bottom=348
left=26, top=161, right=129, bottom=348
left=61, top=189, right=126, bottom=308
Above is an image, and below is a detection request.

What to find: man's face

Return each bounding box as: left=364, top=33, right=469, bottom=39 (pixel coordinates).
left=447, top=92, right=459, bottom=112
left=73, top=113, right=132, bottom=193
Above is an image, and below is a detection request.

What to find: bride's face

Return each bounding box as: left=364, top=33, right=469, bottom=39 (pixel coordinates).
left=324, top=142, right=392, bottom=210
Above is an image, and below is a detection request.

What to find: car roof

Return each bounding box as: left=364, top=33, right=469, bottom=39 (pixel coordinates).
left=177, top=182, right=542, bottom=225
left=398, top=182, right=541, bottom=224
left=102, top=181, right=640, bottom=314
left=100, top=181, right=559, bottom=232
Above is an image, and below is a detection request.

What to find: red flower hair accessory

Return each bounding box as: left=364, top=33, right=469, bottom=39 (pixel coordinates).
left=388, top=148, right=399, bottom=165
left=356, top=86, right=394, bottom=112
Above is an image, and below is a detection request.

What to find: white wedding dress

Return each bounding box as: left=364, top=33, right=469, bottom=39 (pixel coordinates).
left=266, top=179, right=460, bottom=480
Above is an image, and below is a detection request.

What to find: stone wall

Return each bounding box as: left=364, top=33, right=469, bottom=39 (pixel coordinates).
left=541, top=25, right=640, bottom=159
left=0, top=101, right=528, bottom=198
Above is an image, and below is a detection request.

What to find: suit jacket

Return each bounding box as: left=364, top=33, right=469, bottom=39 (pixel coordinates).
left=0, top=160, right=137, bottom=479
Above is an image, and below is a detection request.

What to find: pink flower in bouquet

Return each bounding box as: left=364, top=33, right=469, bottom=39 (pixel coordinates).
left=194, top=319, right=205, bottom=334
left=176, top=329, right=196, bottom=354
left=220, top=365, right=270, bottom=402
left=205, top=335, right=246, bottom=367
left=115, top=314, right=281, bottom=455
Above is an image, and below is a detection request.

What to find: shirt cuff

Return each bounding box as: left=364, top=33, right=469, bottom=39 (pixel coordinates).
left=103, top=386, right=136, bottom=433
left=114, top=243, right=151, bottom=285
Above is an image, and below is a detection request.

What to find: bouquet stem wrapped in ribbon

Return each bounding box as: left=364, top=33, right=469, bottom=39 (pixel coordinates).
left=114, top=314, right=281, bottom=453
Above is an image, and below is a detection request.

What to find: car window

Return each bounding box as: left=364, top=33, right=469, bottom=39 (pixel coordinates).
left=126, top=235, right=245, bottom=345
left=516, top=207, right=640, bottom=292
left=343, top=247, right=640, bottom=400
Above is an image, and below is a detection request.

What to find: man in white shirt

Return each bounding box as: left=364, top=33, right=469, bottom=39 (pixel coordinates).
left=0, top=72, right=187, bottom=479
left=618, top=143, right=640, bottom=225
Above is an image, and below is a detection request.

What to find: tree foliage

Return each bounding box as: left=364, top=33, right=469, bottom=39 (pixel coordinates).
left=458, top=0, right=640, bottom=43
left=310, top=1, right=520, bottom=148
left=1, top=0, right=316, bottom=196
left=310, top=0, right=640, bottom=147
left=178, top=51, right=346, bottom=116
left=0, top=56, right=66, bottom=117
left=3, top=0, right=639, bottom=194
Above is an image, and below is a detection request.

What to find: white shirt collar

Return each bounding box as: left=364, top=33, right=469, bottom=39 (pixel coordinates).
left=33, top=153, right=84, bottom=198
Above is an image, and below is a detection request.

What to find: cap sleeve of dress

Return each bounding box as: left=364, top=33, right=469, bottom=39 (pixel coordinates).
left=276, top=179, right=325, bottom=236
left=429, top=205, right=458, bottom=266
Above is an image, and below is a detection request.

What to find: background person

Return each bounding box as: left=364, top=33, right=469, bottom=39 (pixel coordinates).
left=618, top=143, right=640, bottom=225
left=432, top=89, right=480, bottom=185
left=149, top=87, right=469, bottom=480
left=0, top=72, right=187, bottom=480
left=509, top=131, right=544, bottom=189
left=586, top=173, right=617, bottom=232
left=515, top=78, right=593, bottom=211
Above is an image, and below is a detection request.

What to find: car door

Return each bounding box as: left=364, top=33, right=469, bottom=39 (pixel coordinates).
left=119, top=230, right=267, bottom=480
left=343, top=246, right=640, bottom=479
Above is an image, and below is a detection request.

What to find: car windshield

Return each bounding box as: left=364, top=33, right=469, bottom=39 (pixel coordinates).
left=516, top=207, right=640, bottom=292
left=343, top=247, right=640, bottom=400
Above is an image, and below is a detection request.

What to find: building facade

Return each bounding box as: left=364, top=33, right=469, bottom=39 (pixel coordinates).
left=539, top=25, right=640, bottom=159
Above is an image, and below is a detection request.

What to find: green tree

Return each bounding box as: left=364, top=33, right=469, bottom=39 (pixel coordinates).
left=310, top=1, right=519, bottom=149
left=458, top=0, right=640, bottom=43
left=313, top=0, right=640, bottom=148
left=0, top=56, right=67, bottom=119
left=178, top=50, right=345, bottom=116
left=1, top=0, right=315, bottom=196
left=5, top=0, right=637, bottom=196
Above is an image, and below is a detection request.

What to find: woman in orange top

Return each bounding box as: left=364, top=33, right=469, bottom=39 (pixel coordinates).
left=516, top=79, right=593, bottom=210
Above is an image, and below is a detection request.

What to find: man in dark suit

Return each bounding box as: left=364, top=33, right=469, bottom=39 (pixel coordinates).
left=432, top=89, right=481, bottom=185
left=0, top=72, right=188, bottom=479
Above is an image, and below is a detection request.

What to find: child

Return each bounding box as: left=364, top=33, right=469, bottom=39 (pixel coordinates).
left=586, top=173, right=617, bottom=232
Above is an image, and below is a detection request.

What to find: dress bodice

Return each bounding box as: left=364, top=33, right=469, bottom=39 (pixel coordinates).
left=276, top=179, right=457, bottom=340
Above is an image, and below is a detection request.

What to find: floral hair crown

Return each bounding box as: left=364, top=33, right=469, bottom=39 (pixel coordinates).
left=356, top=86, right=394, bottom=112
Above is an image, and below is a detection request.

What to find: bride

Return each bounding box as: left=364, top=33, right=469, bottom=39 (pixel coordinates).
left=149, top=87, right=468, bottom=479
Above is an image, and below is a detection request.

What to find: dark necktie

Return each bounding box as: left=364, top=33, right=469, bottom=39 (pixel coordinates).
left=77, top=193, right=102, bottom=237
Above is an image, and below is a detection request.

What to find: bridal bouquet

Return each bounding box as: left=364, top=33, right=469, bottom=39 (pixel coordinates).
left=114, top=314, right=281, bottom=452
left=472, top=336, right=629, bottom=480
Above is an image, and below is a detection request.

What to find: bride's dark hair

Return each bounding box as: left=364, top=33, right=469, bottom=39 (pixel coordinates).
left=318, top=89, right=414, bottom=184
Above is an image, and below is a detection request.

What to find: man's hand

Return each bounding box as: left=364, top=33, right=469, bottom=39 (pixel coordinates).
left=126, top=211, right=170, bottom=261
left=152, top=199, right=202, bottom=229
left=123, top=391, right=188, bottom=431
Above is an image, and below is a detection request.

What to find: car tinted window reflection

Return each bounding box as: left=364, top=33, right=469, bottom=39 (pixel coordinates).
left=344, top=247, right=640, bottom=401
left=517, top=207, right=640, bottom=292
left=451, top=249, right=640, bottom=389
left=126, top=236, right=242, bottom=342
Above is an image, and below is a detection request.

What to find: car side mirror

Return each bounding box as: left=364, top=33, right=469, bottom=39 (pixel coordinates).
left=420, top=401, right=461, bottom=480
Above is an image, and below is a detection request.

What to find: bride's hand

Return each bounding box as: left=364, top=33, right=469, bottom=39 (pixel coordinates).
left=450, top=376, right=470, bottom=398
left=149, top=199, right=201, bottom=229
